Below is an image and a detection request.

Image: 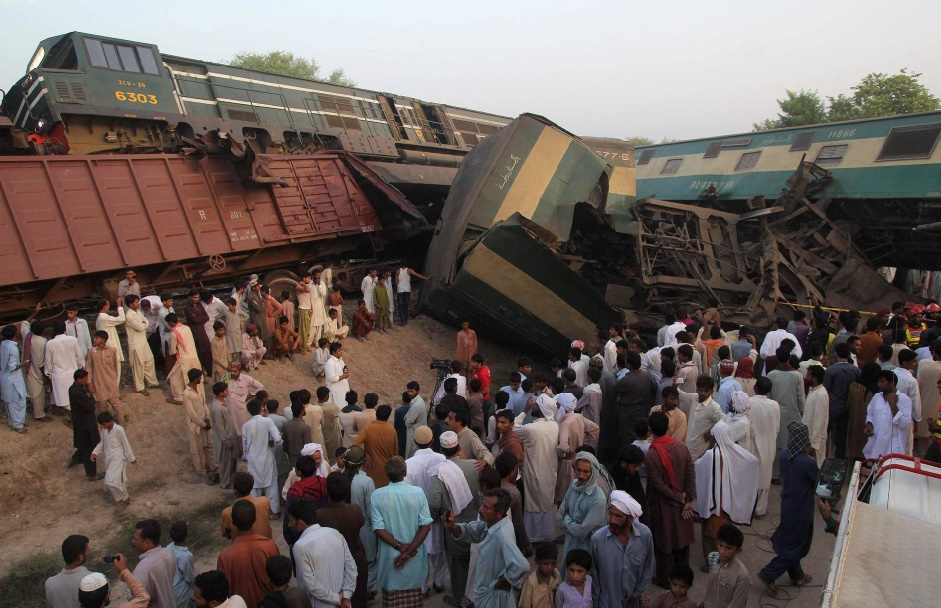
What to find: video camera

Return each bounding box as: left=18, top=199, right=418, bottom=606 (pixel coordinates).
left=430, top=358, right=452, bottom=380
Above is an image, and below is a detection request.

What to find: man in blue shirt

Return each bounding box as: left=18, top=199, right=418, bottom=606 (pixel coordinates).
left=371, top=456, right=433, bottom=608
left=590, top=491, right=654, bottom=608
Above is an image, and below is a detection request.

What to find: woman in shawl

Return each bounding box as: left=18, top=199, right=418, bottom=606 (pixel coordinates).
left=693, top=420, right=760, bottom=572
left=758, top=422, right=817, bottom=596
left=556, top=451, right=608, bottom=575
left=846, top=362, right=881, bottom=461
left=734, top=357, right=757, bottom=396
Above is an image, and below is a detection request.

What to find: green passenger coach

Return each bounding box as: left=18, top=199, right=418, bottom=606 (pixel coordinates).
left=635, top=112, right=941, bottom=268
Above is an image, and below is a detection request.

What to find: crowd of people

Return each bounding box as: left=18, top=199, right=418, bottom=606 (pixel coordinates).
left=12, top=268, right=941, bottom=608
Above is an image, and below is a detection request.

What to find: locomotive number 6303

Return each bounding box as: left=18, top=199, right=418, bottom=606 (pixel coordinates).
left=115, top=91, right=158, bottom=104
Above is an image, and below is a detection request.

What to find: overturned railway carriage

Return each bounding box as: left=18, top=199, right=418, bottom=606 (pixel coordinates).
left=0, top=32, right=511, bottom=203
left=0, top=151, right=427, bottom=319
left=634, top=112, right=941, bottom=270
left=423, top=114, right=635, bottom=355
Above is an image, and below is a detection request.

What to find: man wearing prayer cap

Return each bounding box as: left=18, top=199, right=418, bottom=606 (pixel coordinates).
left=78, top=553, right=151, bottom=608
left=589, top=490, right=654, bottom=608
left=405, top=425, right=448, bottom=596
left=429, top=429, right=478, bottom=605
left=716, top=358, right=743, bottom=415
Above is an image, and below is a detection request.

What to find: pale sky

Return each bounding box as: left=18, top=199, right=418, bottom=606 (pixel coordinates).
left=1, top=0, right=939, bottom=141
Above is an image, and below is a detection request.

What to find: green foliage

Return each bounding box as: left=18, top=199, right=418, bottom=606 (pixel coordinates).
left=228, top=51, right=357, bottom=86
left=827, top=69, right=940, bottom=121
left=627, top=136, right=655, bottom=146
left=753, top=90, right=827, bottom=130
left=755, top=70, right=939, bottom=130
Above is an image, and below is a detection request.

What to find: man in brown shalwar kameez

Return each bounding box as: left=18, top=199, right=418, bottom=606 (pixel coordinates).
left=318, top=471, right=369, bottom=608
left=86, top=331, right=125, bottom=425
left=644, top=410, right=696, bottom=587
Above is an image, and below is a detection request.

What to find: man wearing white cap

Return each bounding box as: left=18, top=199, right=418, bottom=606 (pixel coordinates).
left=404, top=426, right=448, bottom=596
left=429, top=430, right=478, bottom=607
left=77, top=553, right=151, bottom=608
left=589, top=490, right=654, bottom=608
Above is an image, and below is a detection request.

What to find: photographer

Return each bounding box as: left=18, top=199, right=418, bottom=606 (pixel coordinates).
left=77, top=554, right=151, bottom=608
left=432, top=360, right=466, bottom=405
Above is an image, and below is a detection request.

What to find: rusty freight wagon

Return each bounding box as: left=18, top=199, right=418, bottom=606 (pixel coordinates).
left=0, top=151, right=427, bottom=319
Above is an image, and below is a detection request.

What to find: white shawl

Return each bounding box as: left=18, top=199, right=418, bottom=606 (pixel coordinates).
left=694, top=420, right=759, bottom=525
left=434, top=459, right=473, bottom=515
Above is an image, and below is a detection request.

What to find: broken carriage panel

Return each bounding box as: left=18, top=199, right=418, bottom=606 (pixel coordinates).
left=423, top=114, right=631, bottom=355
left=425, top=216, right=622, bottom=357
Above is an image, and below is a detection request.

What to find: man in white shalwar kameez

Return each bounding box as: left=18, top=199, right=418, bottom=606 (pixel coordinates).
left=360, top=270, right=377, bottom=315
left=802, top=367, right=829, bottom=467
left=91, top=412, right=136, bottom=508
left=242, top=398, right=283, bottom=514
left=21, top=320, right=48, bottom=421
left=863, top=370, right=913, bottom=460
left=124, top=296, right=159, bottom=395
left=513, top=393, right=560, bottom=542
left=45, top=322, right=85, bottom=411
left=308, top=273, right=329, bottom=348
left=201, top=292, right=228, bottom=342
left=325, top=343, right=351, bottom=408
left=95, top=300, right=126, bottom=383
left=442, top=489, right=530, bottom=608
left=894, top=349, right=922, bottom=455
left=748, top=378, right=780, bottom=517
left=404, top=426, right=448, bottom=595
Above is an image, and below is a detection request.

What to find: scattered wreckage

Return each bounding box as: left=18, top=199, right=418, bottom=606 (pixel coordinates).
left=422, top=114, right=910, bottom=356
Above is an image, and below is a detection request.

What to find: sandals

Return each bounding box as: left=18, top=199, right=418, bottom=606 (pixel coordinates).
left=759, top=575, right=780, bottom=597
left=793, top=575, right=813, bottom=587
left=14, top=427, right=28, bottom=435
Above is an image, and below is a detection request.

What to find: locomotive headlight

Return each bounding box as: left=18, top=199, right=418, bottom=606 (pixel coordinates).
left=36, top=118, right=46, bottom=130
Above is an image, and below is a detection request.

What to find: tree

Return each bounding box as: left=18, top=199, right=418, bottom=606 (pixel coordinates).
left=228, top=51, right=357, bottom=87
left=626, top=136, right=655, bottom=146
left=754, top=69, right=940, bottom=130
left=827, top=69, right=940, bottom=122
left=753, top=89, right=827, bottom=131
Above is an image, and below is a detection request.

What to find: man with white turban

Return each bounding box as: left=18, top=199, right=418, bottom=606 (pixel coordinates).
left=280, top=442, right=331, bottom=499
left=555, top=393, right=600, bottom=502
left=590, top=490, right=654, bottom=608
left=694, top=420, right=759, bottom=571
left=514, top=391, right=560, bottom=542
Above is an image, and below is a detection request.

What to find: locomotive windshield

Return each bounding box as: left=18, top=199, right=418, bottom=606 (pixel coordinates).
left=83, top=37, right=160, bottom=74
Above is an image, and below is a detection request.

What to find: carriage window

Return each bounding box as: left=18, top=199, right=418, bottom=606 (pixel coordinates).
left=136, top=46, right=159, bottom=74
left=637, top=149, right=655, bottom=165
left=791, top=131, right=817, bottom=151
left=84, top=39, right=108, bottom=67
left=117, top=45, right=141, bottom=72
left=877, top=124, right=941, bottom=161
left=102, top=43, right=122, bottom=70
left=734, top=151, right=761, bottom=171
left=815, top=144, right=849, bottom=167
left=660, top=158, right=683, bottom=175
